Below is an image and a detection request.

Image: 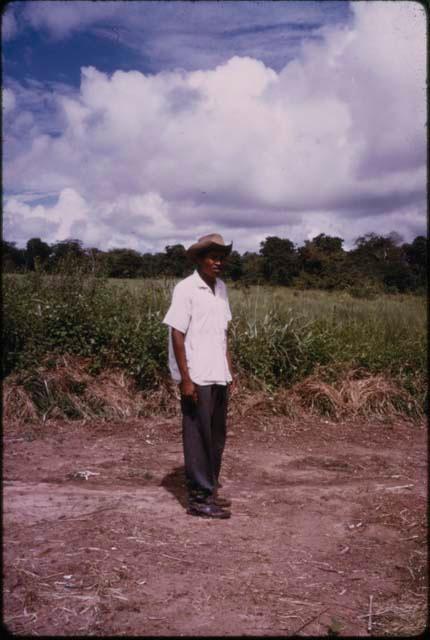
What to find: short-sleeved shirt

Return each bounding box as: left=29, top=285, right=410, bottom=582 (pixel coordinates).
left=162, top=270, right=232, bottom=386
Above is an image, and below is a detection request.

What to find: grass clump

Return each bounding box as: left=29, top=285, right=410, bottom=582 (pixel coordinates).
left=2, top=270, right=172, bottom=388
left=3, top=273, right=426, bottom=419
left=4, top=354, right=178, bottom=423
left=291, top=368, right=422, bottom=421
left=229, top=287, right=426, bottom=406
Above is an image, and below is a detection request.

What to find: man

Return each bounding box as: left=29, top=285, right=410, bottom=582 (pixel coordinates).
left=163, top=233, right=234, bottom=519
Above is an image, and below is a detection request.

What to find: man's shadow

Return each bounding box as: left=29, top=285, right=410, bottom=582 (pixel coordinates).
left=160, top=466, right=188, bottom=509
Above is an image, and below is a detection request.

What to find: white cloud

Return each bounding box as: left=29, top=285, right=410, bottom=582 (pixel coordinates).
left=23, top=1, right=122, bottom=39
left=2, top=4, right=17, bottom=40
left=3, top=2, right=426, bottom=252
left=4, top=188, right=89, bottom=243
left=4, top=187, right=189, bottom=251
left=2, top=87, right=16, bottom=113
left=19, top=1, right=349, bottom=72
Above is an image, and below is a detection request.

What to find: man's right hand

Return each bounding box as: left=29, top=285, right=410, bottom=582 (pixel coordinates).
left=180, top=379, right=198, bottom=403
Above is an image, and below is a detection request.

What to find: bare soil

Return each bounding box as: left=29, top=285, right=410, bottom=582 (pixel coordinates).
left=3, top=413, right=427, bottom=636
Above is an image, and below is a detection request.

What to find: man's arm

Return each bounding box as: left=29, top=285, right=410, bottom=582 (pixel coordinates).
left=171, top=328, right=198, bottom=403
left=226, top=332, right=235, bottom=389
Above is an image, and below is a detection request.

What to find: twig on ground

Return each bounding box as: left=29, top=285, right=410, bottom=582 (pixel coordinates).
left=376, top=484, right=414, bottom=492
left=368, top=595, right=373, bottom=632
left=57, top=504, right=121, bottom=521
left=17, top=567, right=40, bottom=578
left=316, top=566, right=345, bottom=575
left=304, top=560, right=344, bottom=575
left=68, top=470, right=100, bottom=481
left=291, top=608, right=329, bottom=635
left=160, top=552, right=193, bottom=564
left=282, top=599, right=322, bottom=607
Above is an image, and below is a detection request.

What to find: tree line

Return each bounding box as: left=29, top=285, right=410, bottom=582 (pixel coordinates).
left=2, top=232, right=427, bottom=294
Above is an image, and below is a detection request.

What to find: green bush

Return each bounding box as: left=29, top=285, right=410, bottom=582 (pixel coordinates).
left=2, top=270, right=171, bottom=388
left=228, top=286, right=426, bottom=399
left=2, top=274, right=426, bottom=402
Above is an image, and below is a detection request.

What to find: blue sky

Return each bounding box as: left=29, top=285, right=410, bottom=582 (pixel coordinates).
left=3, top=1, right=352, bottom=80
left=2, top=1, right=426, bottom=253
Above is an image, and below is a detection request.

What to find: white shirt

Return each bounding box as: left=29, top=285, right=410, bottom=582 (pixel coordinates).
left=163, top=270, right=233, bottom=385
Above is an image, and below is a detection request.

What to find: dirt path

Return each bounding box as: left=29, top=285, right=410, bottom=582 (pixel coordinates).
left=3, top=415, right=427, bottom=636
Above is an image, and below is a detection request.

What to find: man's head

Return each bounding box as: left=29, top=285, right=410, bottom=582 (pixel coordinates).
left=194, top=248, right=228, bottom=279
left=187, top=233, right=233, bottom=280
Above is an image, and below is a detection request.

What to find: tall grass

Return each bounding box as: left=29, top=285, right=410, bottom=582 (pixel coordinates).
left=229, top=285, right=426, bottom=392
left=3, top=272, right=171, bottom=387
left=3, top=273, right=427, bottom=406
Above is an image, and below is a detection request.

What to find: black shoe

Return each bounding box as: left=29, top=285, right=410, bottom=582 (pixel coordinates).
left=188, top=490, right=211, bottom=504
left=188, top=489, right=231, bottom=508
left=187, top=501, right=231, bottom=519
left=211, top=495, right=232, bottom=508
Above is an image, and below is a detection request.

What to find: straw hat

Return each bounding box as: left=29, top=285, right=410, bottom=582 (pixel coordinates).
left=187, top=233, right=232, bottom=258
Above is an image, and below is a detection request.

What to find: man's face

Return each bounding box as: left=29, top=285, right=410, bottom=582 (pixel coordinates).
left=197, top=250, right=227, bottom=279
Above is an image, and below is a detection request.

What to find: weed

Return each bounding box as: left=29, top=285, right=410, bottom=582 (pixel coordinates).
left=2, top=274, right=426, bottom=415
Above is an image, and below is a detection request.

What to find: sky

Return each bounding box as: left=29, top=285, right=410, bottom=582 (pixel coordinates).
left=2, top=0, right=427, bottom=254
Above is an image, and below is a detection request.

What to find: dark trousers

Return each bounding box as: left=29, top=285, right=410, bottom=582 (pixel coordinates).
left=181, top=384, right=228, bottom=500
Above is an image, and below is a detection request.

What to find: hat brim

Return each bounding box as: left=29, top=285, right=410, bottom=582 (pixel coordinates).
left=187, top=242, right=232, bottom=259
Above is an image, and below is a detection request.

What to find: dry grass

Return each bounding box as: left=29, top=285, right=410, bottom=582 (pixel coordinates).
left=371, top=594, right=427, bottom=636
left=291, top=369, right=422, bottom=421
left=3, top=383, right=40, bottom=423
left=3, top=355, right=178, bottom=423
left=3, top=357, right=423, bottom=424
left=227, top=368, right=422, bottom=423
left=228, top=385, right=303, bottom=421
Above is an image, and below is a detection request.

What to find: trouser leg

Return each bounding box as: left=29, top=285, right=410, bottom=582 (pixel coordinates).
left=211, top=384, right=228, bottom=485
left=181, top=385, right=216, bottom=500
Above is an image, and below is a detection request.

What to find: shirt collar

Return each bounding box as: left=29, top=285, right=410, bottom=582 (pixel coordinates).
left=193, top=269, right=218, bottom=291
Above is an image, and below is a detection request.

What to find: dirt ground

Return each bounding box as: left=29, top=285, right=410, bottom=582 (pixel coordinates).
left=3, top=412, right=427, bottom=637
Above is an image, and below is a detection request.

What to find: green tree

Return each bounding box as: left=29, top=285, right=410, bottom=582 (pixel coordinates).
left=352, top=232, right=399, bottom=267
left=105, top=249, right=143, bottom=278
left=260, top=236, right=299, bottom=285
left=382, top=260, right=414, bottom=293
left=297, top=234, right=346, bottom=289
left=241, top=252, right=264, bottom=285
left=403, top=236, right=427, bottom=290
left=48, top=239, right=86, bottom=271
left=312, top=233, right=344, bottom=254
left=163, top=244, right=188, bottom=277
left=223, top=250, right=243, bottom=281
left=26, top=237, right=51, bottom=270
left=348, top=232, right=413, bottom=293
left=137, top=252, right=161, bottom=278
left=1, top=241, right=26, bottom=272
left=85, top=247, right=106, bottom=275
